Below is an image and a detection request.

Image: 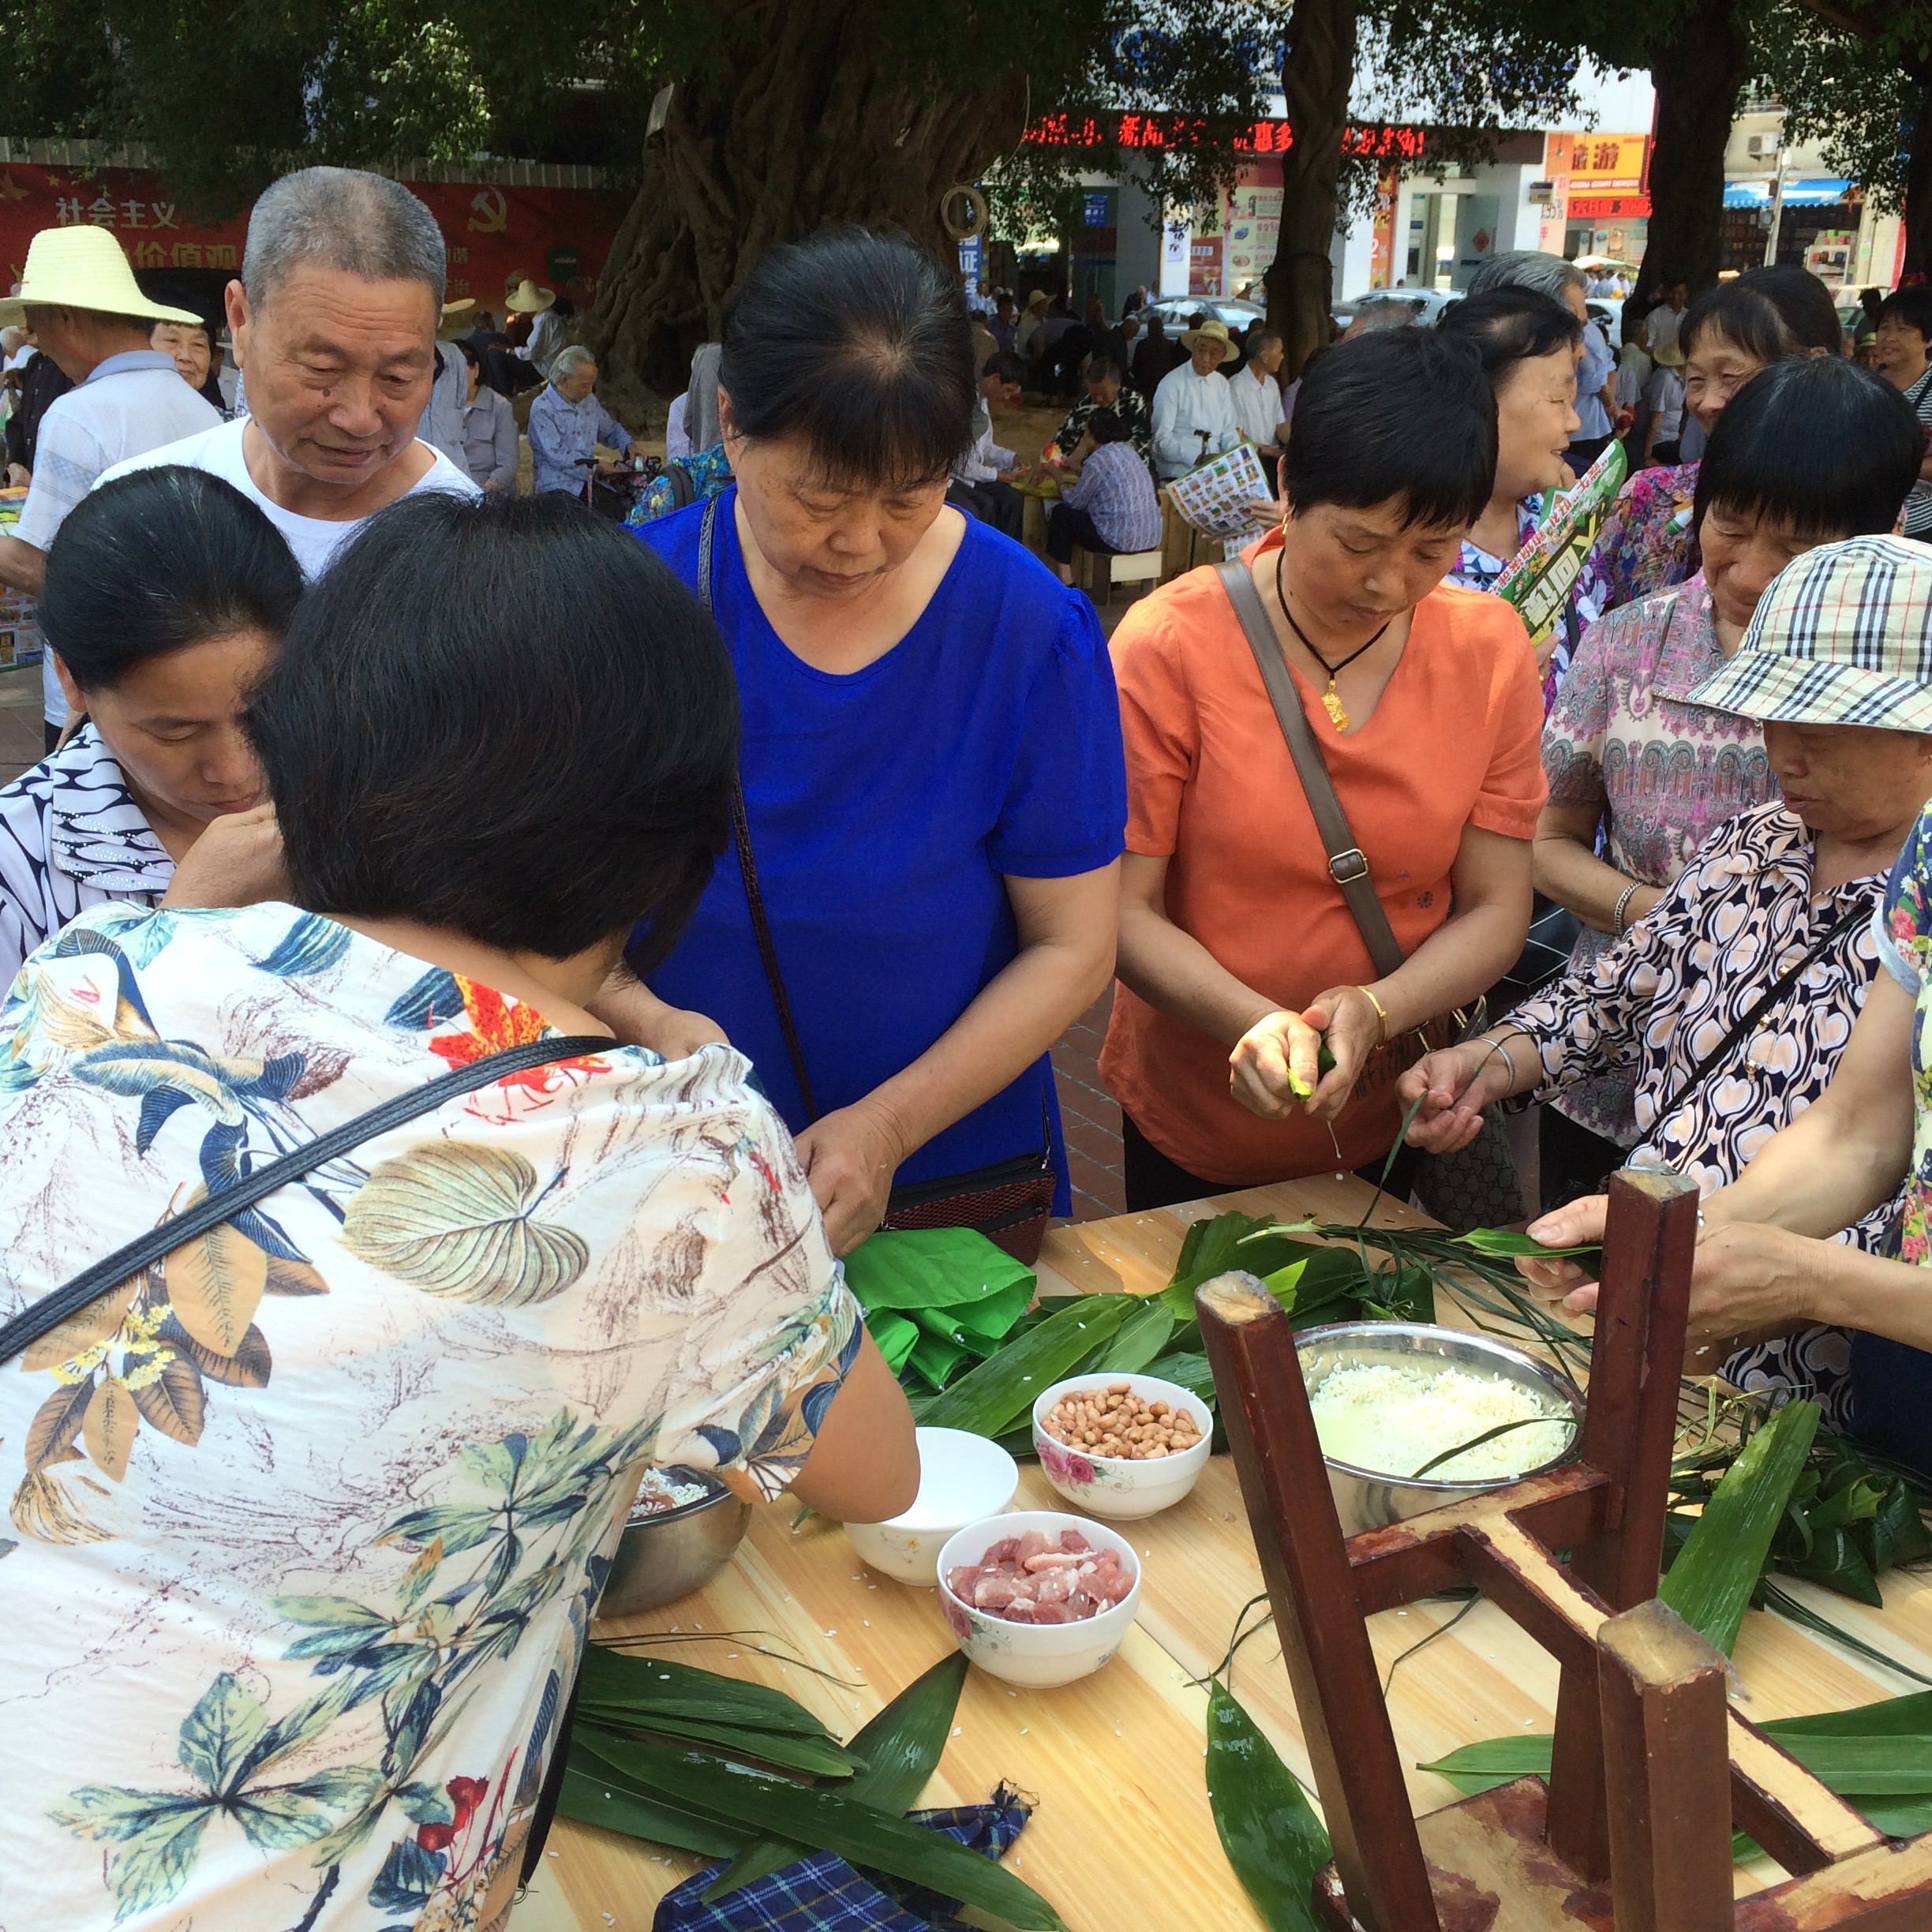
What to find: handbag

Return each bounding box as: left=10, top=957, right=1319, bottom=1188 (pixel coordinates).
left=1215, top=559, right=1526, bottom=1230
left=695, top=498, right=1057, bottom=1262
left=0, top=1032, right=612, bottom=1881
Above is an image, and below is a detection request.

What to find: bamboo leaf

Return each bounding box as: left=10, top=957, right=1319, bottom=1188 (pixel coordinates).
left=1410, top=1413, right=1578, bottom=1481
left=912, top=1296, right=1127, bottom=1438
left=1451, top=1229, right=1602, bottom=1260
left=1661, top=1398, right=1820, bottom=1655
left=706, top=1652, right=968, bottom=1899
left=1098, top=1299, right=1177, bottom=1374
left=1206, top=1680, right=1330, bottom=1931
left=582, top=1713, right=864, bottom=1779
left=575, top=1646, right=838, bottom=1741
left=571, top=1732, right=1062, bottom=1929
left=557, top=1762, right=744, bottom=1858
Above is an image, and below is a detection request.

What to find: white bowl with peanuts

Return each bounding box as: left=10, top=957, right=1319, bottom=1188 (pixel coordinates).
left=1029, top=1371, right=1214, bottom=1519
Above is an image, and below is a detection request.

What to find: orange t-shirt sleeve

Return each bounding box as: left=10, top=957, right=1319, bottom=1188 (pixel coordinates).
left=1110, top=597, right=1199, bottom=857
left=1466, top=600, right=1549, bottom=841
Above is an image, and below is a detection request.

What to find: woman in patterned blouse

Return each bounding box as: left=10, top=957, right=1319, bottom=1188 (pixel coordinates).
left=1400, top=534, right=1932, bottom=1425
left=0, top=464, right=302, bottom=990
left=1571, top=267, right=1847, bottom=623
left=1530, top=358, right=1925, bottom=1205
left=1516, top=537, right=1932, bottom=1473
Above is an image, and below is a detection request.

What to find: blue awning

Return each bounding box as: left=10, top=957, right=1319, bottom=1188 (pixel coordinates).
left=1724, top=178, right=1853, bottom=208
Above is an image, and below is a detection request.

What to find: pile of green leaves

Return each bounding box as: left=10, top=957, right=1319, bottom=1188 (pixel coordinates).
left=844, top=1230, right=1039, bottom=1393
left=1205, top=1678, right=1333, bottom=1932
left=561, top=1646, right=1061, bottom=1926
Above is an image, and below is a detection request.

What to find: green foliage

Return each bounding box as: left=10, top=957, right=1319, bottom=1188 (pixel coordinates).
left=1205, top=1679, right=1331, bottom=1931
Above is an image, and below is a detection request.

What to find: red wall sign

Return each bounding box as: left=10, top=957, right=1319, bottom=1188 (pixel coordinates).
left=1024, top=114, right=1424, bottom=159
left=0, top=163, right=627, bottom=312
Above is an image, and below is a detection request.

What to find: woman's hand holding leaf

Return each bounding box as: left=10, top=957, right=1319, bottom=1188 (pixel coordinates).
left=1397, top=1042, right=1506, bottom=1154
left=1228, top=1007, right=1325, bottom=1120
left=1519, top=1196, right=1610, bottom=1301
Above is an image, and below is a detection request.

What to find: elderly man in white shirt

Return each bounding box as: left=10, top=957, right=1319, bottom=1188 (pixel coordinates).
left=1151, top=317, right=1241, bottom=479
left=1226, top=325, right=1291, bottom=459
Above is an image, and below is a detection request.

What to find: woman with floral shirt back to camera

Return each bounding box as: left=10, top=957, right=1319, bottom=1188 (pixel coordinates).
left=0, top=490, right=916, bottom=1932
left=1530, top=356, right=1923, bottom=1206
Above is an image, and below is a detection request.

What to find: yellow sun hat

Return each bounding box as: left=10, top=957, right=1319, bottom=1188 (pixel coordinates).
left=0, top=225, right=204, bottom=328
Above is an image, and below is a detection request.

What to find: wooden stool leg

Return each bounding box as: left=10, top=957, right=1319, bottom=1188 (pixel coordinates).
left=1199, top=1271, right=1440, bottom=1932
left=1546, top=1168, right=1702, bottom=1881
left=1597, top=1601, right=1735, bottom=1932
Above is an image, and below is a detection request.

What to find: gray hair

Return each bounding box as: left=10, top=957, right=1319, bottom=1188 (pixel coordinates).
left=243, top=167, right=446, bottom=311
left=1242, top=326, right=1283, bottom=358
left=549, top=344, right=597, bottom=384
left=1466, top=249, right=1586, bottom=302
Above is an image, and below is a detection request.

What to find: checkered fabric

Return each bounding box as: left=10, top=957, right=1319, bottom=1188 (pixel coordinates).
left=652, top=1793, right=1030, bottom=1932
left=1685, top=534, right=1932, bottom=730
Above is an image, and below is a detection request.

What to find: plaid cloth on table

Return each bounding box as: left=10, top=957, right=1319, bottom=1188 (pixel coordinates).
left=1687, top=535, right=1932, bottom=732
left=653, top=1791, right=1032, bottom=1932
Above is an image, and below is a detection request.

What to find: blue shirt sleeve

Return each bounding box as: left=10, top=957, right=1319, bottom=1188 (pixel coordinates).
left=986, top=588, right=1128, bottom=878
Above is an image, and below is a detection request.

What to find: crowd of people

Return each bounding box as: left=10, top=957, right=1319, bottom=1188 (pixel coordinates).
left=2, top=160, right=1932, bottom=1927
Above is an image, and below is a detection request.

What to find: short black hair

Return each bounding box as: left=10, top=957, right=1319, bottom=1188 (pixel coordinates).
left=1683, top=264, right=1844, bottom=363
left=1086, top=406, right=1125, bottom=446
left=247, top=492, right=737, bottom=964
left=455, top=336, right=481, bottom=369
left=719, top=227, right=974, bottom=491
left=1879, top=286, right=1932, bottom=343
left=40, top=466, right=302, bottom=691
left=982, top=350, right=1025, bottom=386
left=1694, top=355, right=1923, bottom=539
left=1436, top=286, right=1582, bottom=385
left=1282, top=326, right=1496, bottom=530
left=1084, top=353, right=1122, bottom=384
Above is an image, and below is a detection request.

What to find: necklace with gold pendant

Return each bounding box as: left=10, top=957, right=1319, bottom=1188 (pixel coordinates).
left=1275, top=549, right=1393, bottom=732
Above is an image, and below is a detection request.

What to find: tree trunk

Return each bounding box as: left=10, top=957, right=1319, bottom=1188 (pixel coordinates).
left=1265, top=0, right=1359, bottom=380
left=582, top=0, right=1024, bottom=415
left=1630, top=0, right=1750, bottom=311
left=1903, top=66, right=1932, bottom=285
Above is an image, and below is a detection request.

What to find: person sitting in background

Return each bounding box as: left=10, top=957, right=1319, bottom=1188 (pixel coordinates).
left=454, top=339, right=519, bottom=493
left=527, top=344, right=646, bottom=498
left=0, top=466, right=301, bottom=988
left=150, top=316, right=227, bottom=414
left=1533, top=355, right=1923, bottom=1208
left=1870, top=286, right=1932, bottom=538
left=1132, top=314, right=1181, bottom=398
left=1577, top=266, right=1844, bottom=620
left=1045, top=407, right=1161, bottom=581
left=948, top=349, right=1026, bottom=540
left=990, top=291, right=1019, bottom=356
left=526, top=290, right=571, bottom=373
left=0, top=489, right=918, bottom=1930
left=1051, top=354, right=1152, bottom=468
left=1229, top=326, right=1290, bottom=460
left=1016, top=288, right=1050, bottom=356
left=1642, top=338, right=1687, bottom=466
left=1150, top=318, right=1240, bottom=480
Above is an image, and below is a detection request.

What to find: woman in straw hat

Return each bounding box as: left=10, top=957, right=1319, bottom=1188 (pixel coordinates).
left=1149, top=314, right=1241, bottom=480
left=1507, top=535, right=1932, bottom=1463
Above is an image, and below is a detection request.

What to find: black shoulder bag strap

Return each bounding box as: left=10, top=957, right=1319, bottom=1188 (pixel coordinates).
left=1216, top=558, right=1405, bottom=980
left=0, top=1032, right=610, bottom=1366
left=698, top=494, right=822, bottom=1121
left=1649, top=897, right=1868, bottom=1124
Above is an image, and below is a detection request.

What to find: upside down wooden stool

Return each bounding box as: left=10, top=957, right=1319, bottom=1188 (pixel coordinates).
left=1196, top=1168, right=1932, bottom=1930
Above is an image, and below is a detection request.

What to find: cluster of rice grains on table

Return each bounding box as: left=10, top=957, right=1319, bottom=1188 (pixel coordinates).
left=945, top=1527, right=1136, bottom=1624
left=1039, top=1380, right=1204, bottom=1460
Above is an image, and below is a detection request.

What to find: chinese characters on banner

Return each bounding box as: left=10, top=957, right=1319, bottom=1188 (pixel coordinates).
left=1368, top=164, right=1399, bottom=289
left=1555, top=132, right=1651, bottom=223
left=1223, top=185, right=1281, bottom=298
left=1024, top=113, right=1424, bottom=161
left=0, top=165, right=625, bottom=311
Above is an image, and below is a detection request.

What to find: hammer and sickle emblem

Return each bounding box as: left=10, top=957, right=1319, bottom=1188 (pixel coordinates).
left=466, top=188, right=507, bottom=234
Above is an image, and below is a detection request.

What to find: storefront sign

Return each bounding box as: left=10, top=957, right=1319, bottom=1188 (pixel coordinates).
left=1024, top=114, right=1424, bottom=159
left=1368, top=165, right=1399, bottom=289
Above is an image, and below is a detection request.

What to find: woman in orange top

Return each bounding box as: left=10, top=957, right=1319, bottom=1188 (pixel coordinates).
left=1103, top=326, right=1547, bottom=1205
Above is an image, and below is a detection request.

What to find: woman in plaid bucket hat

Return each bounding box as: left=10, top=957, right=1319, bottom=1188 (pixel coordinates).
left=1412, top=533, right=1932, bottom=1442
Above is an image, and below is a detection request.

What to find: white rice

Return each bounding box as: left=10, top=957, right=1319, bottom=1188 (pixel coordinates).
left=1305, top=1361, right=1572, bottom=1481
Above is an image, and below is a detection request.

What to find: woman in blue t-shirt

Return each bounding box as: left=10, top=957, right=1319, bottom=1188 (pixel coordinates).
left=612, top=230, right=1127, bottom=1257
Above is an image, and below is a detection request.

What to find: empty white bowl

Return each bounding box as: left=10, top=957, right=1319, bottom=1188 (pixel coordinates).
left=1030, top=1371, right=1214, bottom=1519
left=843, top=1427, right=1019, bottom=1586
left=935, top=1509, right=1141, bottom=1688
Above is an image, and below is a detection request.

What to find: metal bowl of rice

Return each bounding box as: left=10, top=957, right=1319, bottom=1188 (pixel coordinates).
left=1295, top=1322, right=1584, bottom=1537
left=593, top=1466, right=751, bottom=1620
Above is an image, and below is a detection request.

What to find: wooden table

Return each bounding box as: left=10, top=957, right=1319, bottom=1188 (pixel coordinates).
left=522, top=1180, right=1932, bottom=1932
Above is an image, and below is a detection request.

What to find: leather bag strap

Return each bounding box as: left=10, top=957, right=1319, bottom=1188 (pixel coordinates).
left=698, top=496, right=822, bottom=1122
left=0, top=1032, right=612, bottom=1365
left=1216, top=559, right=1405, bottom=980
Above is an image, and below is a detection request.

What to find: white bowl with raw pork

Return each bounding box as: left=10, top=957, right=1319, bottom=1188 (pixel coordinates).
left=936, top=1510, right=1141, bottom=1687
left=1030, top=1371, right=1214, bottom=1519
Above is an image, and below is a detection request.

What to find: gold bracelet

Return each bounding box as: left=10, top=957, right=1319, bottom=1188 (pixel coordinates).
left=1356, top=984, right=1390, bottom=1048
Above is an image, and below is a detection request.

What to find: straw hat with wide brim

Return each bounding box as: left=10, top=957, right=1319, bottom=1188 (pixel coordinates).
left=1025, top=288, right=1051, bottom=310
left=441, top=297, right=475, bottom=318
left=505, top=279, right=556, bottom=315
left=1180, top=316, right=1235, bottom=355
left=0, top=226, right=202, bottom=329
left=1684, top=536, right=1932, bottom=733
left=1651, top=337, right=1686, bottom=369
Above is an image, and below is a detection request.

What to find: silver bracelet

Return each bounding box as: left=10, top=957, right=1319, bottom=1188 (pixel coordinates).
left=1612, top=880, right=1639, bottom=937
left=1470, top=1036, right=1518, bottom=1090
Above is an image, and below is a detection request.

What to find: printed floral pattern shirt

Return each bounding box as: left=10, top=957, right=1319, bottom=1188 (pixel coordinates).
left=1504, top=803, right=1897, bottom=1423
left=1875, top=804, right=1932, bottom=1262
left=1449, top=497, right=1603, bottom=712
left=1539, top=575, right=1776, bottom=1139
left=1572, top=460, right=1701, bottom=623
left=0, top=900, right=862, bottom=1932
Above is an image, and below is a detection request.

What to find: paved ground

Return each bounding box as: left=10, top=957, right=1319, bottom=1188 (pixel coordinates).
left=0, top=663, right=43, bottom=788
